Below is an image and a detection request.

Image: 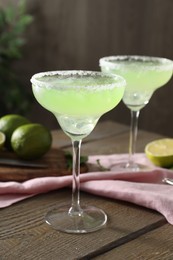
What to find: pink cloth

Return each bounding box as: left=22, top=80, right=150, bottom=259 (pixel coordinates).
left=1, top=153, right=173, bottom=224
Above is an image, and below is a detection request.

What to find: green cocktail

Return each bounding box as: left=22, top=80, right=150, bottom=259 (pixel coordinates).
left=100, top=56, right=173, bottom=170
left=31, top=70, right=126, bottom=233
left=32, top=71, right=124, bottom=139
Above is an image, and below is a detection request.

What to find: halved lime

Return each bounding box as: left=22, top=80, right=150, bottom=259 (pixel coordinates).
left=145, top=138, right=173, bottom=168
left=0, top=131, right=6, bottom=149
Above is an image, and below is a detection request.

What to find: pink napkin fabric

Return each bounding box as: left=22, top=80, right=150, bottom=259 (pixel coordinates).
left=1, top=153, right=173, bottom=225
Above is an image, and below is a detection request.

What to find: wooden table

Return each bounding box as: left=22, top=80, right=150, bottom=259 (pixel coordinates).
left=1, top=121, right=172, bottom=260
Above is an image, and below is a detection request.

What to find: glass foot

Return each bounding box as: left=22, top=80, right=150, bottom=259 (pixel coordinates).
left=111, top=162, right=151, bottom=172
left=45, top=205, right=107, bottom=234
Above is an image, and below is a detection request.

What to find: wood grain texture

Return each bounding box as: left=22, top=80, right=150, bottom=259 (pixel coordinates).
left=0, top=190, right=165, bottom=260
left=93, top=224, right=173, bottom=260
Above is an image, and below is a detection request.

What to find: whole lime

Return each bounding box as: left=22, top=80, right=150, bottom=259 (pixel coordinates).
left=0, top=114, right=30, bottom=150
left=11, top=124, right=52, bottom=160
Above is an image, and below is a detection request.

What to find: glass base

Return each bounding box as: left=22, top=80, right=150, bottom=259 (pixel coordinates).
left=45, top=205, right=107, bottom=234
left=111, top=162, right=151, bottom=172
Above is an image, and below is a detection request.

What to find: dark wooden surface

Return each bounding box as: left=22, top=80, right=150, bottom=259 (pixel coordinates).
left=94, top=224, right=173, bottom=260
left=1, top=120, right=172, bottom=260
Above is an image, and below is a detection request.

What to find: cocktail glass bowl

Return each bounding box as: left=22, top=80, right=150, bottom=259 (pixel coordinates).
left=100, top=56, right=173, bottom=171
left=31, top=70, right=126, bottom=233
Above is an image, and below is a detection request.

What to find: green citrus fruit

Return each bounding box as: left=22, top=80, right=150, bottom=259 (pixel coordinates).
left=145, top=138, right=173, bottom=168
left=0, top=114, right=30, bottom=150
left=11, top=123, right=52, bottom=160
left=0, top=131, right=6, bottom=149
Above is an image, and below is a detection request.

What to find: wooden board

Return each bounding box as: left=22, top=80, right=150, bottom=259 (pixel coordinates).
left=0, top=149, right=88, bottom=182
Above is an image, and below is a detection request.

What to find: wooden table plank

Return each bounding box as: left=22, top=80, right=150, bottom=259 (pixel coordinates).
left=76, top=129, right=164, bottom=156
left=0, top=189, right=166, bottom=260
left=93, top=223, right=173, bottom=260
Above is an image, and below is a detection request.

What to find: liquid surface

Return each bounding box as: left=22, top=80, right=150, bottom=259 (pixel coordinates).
left=31, top=71, right=125, bottom=138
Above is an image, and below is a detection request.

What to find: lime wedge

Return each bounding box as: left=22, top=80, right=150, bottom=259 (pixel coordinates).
left=145, top=138, right=173, bottom=168
left=0, top=131, right=6, bottom=149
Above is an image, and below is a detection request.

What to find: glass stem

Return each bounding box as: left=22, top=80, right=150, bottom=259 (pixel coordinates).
left=128, top=110, right=140, bottom=166
left=69, top=139, right=82, bottom=216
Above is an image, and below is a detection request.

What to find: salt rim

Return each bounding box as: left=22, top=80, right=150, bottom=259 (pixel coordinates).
left=99, top=55, right=173, bottom=71
left=30, top=70, right=126, bottom=90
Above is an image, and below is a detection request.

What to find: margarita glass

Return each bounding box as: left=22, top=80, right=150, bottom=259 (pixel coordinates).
left=100, top=56, right=173, bottom=171
left=31, top=70, right=126, bottom=233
